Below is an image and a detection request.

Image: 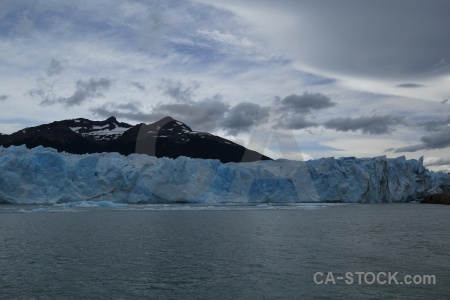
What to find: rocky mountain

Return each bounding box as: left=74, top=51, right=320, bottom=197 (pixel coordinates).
left=421, top=190, right=450, bottom=205
left=0, top=116, right=271, bottom=163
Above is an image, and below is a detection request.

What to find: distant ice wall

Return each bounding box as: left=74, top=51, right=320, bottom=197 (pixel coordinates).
left=0, top=146, right=449, bottom=204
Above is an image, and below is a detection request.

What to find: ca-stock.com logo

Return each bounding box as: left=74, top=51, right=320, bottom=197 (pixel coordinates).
left=313, top=272, right=436, bottom=285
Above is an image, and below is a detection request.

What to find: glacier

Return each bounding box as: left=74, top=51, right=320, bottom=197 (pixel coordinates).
left=0, top=145, right=449, bottom=204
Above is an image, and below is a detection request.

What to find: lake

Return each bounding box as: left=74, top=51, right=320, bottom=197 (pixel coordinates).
left=0, top=203, right=449, bottom=299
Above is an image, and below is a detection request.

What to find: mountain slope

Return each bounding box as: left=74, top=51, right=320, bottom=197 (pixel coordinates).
left=0, top=116, right=271, bottom=163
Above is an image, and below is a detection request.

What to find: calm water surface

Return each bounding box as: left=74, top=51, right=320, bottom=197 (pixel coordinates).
left=0, top=203, right=449, bottom=299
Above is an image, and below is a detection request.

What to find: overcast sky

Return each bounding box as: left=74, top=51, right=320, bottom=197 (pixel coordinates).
left=0, top=0, right=449, bottom=171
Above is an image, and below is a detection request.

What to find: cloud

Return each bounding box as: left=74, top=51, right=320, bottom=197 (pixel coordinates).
left=272, top=92, right=334, bottom=130
left=91, top=101, right=155, bottom=123
left=395, top=128, right=450, bottom=152
left=92, top=95, right=230, bottom=131
left=284, top=117, right=317, bottom=130
left=275, top=116, right=317, bottom=130
left=324, top=115, right=405, bottom=135
left=418, top=115, right=450, bottom=132
left=149, top=95, right=229, bottom=131
left=12, top=9, right=34, bottom=36
left=131, top=82, right=146, bottom=91
left=277, top=92, right=336, bottom=114
left=423, top=157, right=450, bottom=167
left=442, top=99, right=448, bottom=104
left=3, top=0, right=450, bottom=160
left=91, top=106, right=152, bottom=123
left=158, top=79, right=200, bottom=102
left=197, top=29, right=254, bottom=50
left=428, top=165, right=450, bottom=173
left=198, top=0, right=450, bottom=81
left=221, top=102, right=269, bottom=134
left=0, top=95, right=8, bottom=101
left=195, top=29, right=268, bottom=61
left=435, top=57, right=447, bottom=67
left=114, top=101, right=142, bottom=111
left=46, top=59, right=65, bottom=76
left=193, top=0, right=450, bottom=102
left=39, top=77, right=112, bottom=107
left=396, top=83, right=424, bottom=88
left=27, top=86, right=52, bottom=104
left=93, top=96, right=271, bottom=134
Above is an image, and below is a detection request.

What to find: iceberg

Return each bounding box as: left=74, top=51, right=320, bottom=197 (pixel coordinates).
left=0, top=145, right=449, bottom=204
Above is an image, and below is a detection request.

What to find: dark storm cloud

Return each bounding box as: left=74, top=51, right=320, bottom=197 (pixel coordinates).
left=46, top=59, right=64, bottom=76
left=153, top=97, right=272, bottom=133
left=158, top=79, right=200, bottom=102
left=442, top=99, right=449, bottom=104
left=150, top=95, right=228, bottom=131
left=396, top=83, right=424, bottom=88
left=39, top=78, right=112, bottom=107
left=395, top=128, right=450, bottom=152
left=221, top=102, right=269, bottom=134
left=94, top=95, right=228, bottom=131
left=276, top=116, right=317, bottom=130
left=418, top=115, right=450, bottom=132
left=92, top=97, right=270, bottom=134
left=91, top=106, right=152, bottom=123
left=294, top=0, right=450, bottom=80
left=61, top=78, right=112, bottom=107
left=324, top=115, right=405, bottom=135
left=201, top=0, right=450, bottom=81
left=273, top=92, right=334, bottom=130
left=91, top=101, right=155, bottom=123
left=0, top=95, right=8, bottom=101
left=277, top=93, right=336, bottom=114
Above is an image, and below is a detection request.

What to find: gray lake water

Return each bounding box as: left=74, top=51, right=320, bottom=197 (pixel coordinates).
left=0, top=203, right=449, bottom=299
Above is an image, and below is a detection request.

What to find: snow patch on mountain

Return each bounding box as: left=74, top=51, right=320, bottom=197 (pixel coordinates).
left=69, top=119, right=131, bottom=140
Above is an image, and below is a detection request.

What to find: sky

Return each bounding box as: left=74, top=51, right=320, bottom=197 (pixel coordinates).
left=0, top=0, right=449, bottom=171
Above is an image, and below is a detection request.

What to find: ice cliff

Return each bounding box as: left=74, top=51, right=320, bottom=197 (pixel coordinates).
left=0, top=145, right=449, bottom=204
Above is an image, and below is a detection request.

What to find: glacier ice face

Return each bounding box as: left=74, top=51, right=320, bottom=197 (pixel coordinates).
left=0, top=145, right=449, bottom=204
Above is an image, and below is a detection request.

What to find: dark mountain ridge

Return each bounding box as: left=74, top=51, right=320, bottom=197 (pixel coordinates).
left=0, top=116, right=271, bottom=163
